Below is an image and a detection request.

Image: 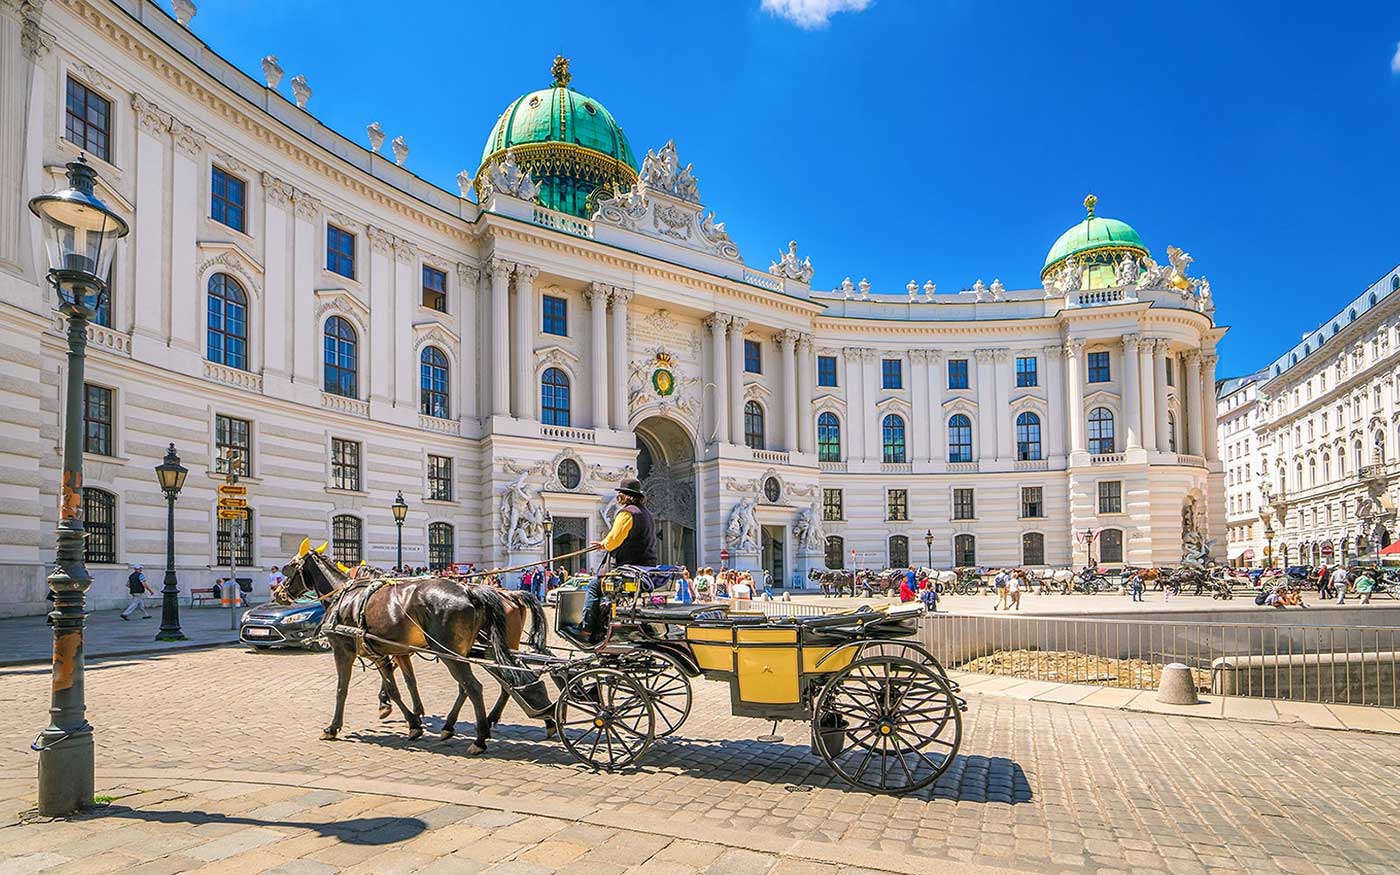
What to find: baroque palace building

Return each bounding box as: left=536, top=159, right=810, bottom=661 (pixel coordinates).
left=0, top=0, right=1224, bottom=616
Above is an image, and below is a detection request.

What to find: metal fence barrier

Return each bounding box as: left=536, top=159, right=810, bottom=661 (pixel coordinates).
left=919, top=613, right=1400, bottom=708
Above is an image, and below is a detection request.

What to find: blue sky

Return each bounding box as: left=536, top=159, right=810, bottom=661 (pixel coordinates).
left=183, top=0, right=1400, bottom=376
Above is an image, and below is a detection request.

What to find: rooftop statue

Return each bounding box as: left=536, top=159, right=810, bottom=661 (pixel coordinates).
left=989, top=278, right=1006, bottom=300
left=922, top=280, right=936, bottom=300
left=1114, top=251, right=1139, bottom=286
left=839, top=277, right=855, bottom=299
left=1044, top=258, right=1082, bottom=294
left=1166, top=245, right=1195, bottom=291
left=907, top=280, right=919, bottom=301
left=972, top=279, right=988, bottom=301
left=639, top=139, right=701, bottom=202
left=1136, top=255, right=1172, bottom=290
left=480, top=149, right=541, bottom=202
left=769, top=240, right=814, bottom=283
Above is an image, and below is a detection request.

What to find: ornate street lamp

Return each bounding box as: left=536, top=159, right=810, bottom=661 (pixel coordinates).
left=391, top=491, right=408, bottom=571
left=924, top=529, right=933, bottom=569
left=29, top=156, right=129, bottom=816
left=154, top=444, right=188, bottom=642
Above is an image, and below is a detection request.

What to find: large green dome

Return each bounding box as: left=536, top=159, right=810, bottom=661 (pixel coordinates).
left=477, top=56, right=638, bottom=218
left=1042, top=195, right=1148, bottom=282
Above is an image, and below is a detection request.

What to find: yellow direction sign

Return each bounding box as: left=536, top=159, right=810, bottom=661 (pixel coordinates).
left=218, top=496, right=248, bottom=509
left=217, top=484, right=247, bottom=496
left=216, top=509, right=246, bottom=520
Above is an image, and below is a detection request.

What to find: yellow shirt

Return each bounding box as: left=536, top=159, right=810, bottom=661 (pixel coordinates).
left=599, top=509, right=633, bottom=552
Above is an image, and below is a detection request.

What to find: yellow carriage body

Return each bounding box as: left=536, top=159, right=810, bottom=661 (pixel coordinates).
left=684, top=622, right=858, bottom=716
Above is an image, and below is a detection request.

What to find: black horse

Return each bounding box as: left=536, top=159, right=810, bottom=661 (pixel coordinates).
left=275, top=543, right=525, bottom=754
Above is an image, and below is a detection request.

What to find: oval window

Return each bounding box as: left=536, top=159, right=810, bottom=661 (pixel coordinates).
left=763, top=477, right=781, bottom=503
left=557, top=459, right=581, bottom=490
left=583, top=102, right=597, bottom=115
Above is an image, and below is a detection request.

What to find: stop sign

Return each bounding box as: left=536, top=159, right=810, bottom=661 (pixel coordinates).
left=1321, top=543, right=1334, bottom=556
left=720, top=548, right=730, bottom=562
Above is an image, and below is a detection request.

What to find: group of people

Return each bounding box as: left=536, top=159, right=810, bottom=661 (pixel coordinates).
left=1312, top=564, right=1385, bottom=605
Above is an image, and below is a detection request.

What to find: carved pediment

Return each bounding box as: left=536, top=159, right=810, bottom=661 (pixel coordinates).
left=313, top=288, right=370, bottom=324
left=413, top=321, right=461, bottom=350
left=537, top=344, right=581, bottom=368
left=197, top=242, right=264, bottom=298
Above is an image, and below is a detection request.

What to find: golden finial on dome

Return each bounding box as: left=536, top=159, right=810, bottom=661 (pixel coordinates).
left=1084, top=193, right=1097, bottom=218
left=551, top=54, right=571, bottom=88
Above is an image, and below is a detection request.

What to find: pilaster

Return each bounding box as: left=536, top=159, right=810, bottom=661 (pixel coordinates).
left=587, top=283, right=611, bottom=430
left=609, top=286, right=633, bottom=431
left=513, top=263, right=539, bottom=420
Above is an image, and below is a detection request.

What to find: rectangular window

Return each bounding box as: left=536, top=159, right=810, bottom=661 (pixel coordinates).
left=541, top=295, right=568, bottom=336
left=744, top=339, right=762, bottom=374
left=83, top=384, right=112, bottom=456
left=1165, top=358, right=1175, bottom=386
left=952, top=487, right=974, bottom=520
left=65, top=78, right=111, bottom=162
left=881, top=358, right=903, bottom=390
left=83, top=488, right=116, bottom=564
left=1098, top=480, right=1122, bottom=514
left=421, top=266, right=447, bottom=312
left=217, top=509, right=254, bottom=566
left=428, top=454, right=453, bottom=501
left=886, top=489, right=908, bottom=522
left=326, top=225, right=355, bottom=279
left=215, top=415, right=252, bottom=477
left=331, top=438, right=361, bottom=491
left=822, top=488, right=843, bottom=521
left=947, top=358, right=969, bottom=390
left=210, top=167, right=246, bottom=232
left=1087, top=350, right=1111, bottom=383
left=1015, top=356, right=1038, bottom=387
left=1021, top=486, right=1043, bottom=519
left=817, top=355, right=838, bottom=387
left=1099, top=528, right=1123, bottom=564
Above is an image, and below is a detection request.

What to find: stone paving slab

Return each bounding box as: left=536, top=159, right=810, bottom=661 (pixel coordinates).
left=1273, top=700, right=1347, bottom=730
left=0, top=607, right=243, bottom=666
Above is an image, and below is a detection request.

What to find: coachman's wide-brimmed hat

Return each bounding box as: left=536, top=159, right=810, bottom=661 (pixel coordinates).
left=616, top=477, right=645, bottom=499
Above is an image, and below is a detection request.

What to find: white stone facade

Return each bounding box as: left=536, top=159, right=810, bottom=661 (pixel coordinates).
left=1216, top=373, right=1267, bottom=566
left=0, top=0, right=1223, bottom=616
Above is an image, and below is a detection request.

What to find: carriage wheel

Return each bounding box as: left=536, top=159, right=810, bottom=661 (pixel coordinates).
left=813, top=655, right=962, bottom=795
left=621, top=652, right=693, bottom=737
left=554, top=667, right=655, bottom=771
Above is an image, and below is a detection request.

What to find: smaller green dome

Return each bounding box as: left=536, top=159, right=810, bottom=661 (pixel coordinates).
left=1042, top=194, right=1148, bottom=279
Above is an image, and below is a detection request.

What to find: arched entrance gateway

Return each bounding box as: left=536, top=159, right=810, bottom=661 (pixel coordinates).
left=634, top=416, right=698, bottom=569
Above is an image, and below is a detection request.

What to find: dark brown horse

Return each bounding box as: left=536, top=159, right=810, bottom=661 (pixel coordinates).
left=275, top=544, right=522, bottom=754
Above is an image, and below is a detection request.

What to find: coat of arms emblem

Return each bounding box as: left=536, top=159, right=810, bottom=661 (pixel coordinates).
left=651, top=351, right=676, bottom=397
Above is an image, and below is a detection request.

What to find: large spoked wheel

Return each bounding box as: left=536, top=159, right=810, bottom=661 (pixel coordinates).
left=554, top=667, right=656, bottom=771
left=812, top=655, right=962, bottom=795
left=619, top=651, right=693, bottom=737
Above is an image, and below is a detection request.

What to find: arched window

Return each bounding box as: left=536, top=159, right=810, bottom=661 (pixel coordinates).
left=817, top=412, right=841, bottom=462
left=1375, top=431, right=1387, bottom=464
left=1088, top=407, right=1115, bottom=455
left=948, top=414, right=973, bottom=463
left=825, top=535, right=845, bottom=569
left=1167, top=412, right=1177, bottom=452
left=419, top=346, right=449, bottom=419
left=331, top=514, right=362, bottom=565
left=1295, top=463, right=1304, bottom=492
left=744, top=400, right=765, bottom=450
left=954, top=533, right=976, bottom=567
left=323, top=316, right=358, bottom=398
left=428, top=522, right=454, bottom=570
left=1322, top=453, right=1331, bottom=482
left=882, top=414, right=906, bottom=463
left=1021, top=532, right=1045, bottom=566
left=888, top=535, right=909, bottom=568
left=207, top=273, right=248, bottom=370
left=1338, top=449, right=1347, bottom=478
left=541, top=367, right=571, bottom=426
left=1392, top=275, right=1399, bottom=292
left=1308, top=457, right=1316, bottom=487
left=1015, top=411, right=1042, bottom=461
left=1355, top=439, right=1364, bottom=472
left=1099, top=528, right=1124, bottom=563
left=82, top=488, right=116, bottom=564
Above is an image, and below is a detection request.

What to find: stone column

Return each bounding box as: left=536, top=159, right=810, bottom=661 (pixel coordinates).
left=1153, top=340, right=1170, bottom=452
left=167, top=118, right=202, bottom=359
left=609, top=287, right=633, bottom=431
left=1202, top=352, right=1219, bottom=462
left=993, top=349, right=1013, bottom=460
left=1066, top=339, right=1087, bottom=454
left=587, top=283, right=610, bottom=430
left=1122, top=334, right=1142, bottom=450
left=704, top=313, right=729, bottom=445
left=844, top=348, right=866, bottom=461
left=1184, top=351, right=1203, bottom=456
left=130, top=94, right=169, bottom=354
left=928, top=350, right=944, bottom=462
left=910, top=350, right=930, bottom=461
left=366, top=226, right=394, bottom=408
left=290, top=192, right=321, bottom=389
left=797, top=334, right=815, bottom=454
left=1138, top=337, right=1157, bottom=452
left=1044, top=345, right=1065, bottom=459
left=261, top=175, right=293, bottom=383
left=487, top=258, right=511, bottom=417
left=974, top=349, right=996, bottom=461
left=728, top=317, right=748, bottom=445
left=779, top=330, right=800, bottom=453
left=512, top=264, right=539, bottom=420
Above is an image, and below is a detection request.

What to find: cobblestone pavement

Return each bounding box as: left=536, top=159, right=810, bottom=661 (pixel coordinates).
left=2, top=647, right=1399, bottom=875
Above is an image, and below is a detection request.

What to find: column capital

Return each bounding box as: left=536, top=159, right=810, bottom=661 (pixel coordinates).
left=843, top=346, right=873, bottom=361
left=992, top=347, right=1011, bottom=363
left=1152, top=337, right=1171, bottom=355
left=609, top=286, right=634, bottom=307
left=131, top=92, right=171, bottom=136
left=366, top=225, right=394, bottom=255
left=585, top=282, right=611, bottom=305
left=1122, top=332, right=1140, bottom=352
left=486, top=257, right=513, bottom=280
left=260, top=172, right=294, bottom=208
left=796, top=331, right=815, bottom=350
left=702, top=312, right=731, bottom=332
left=393, top=238, right=418, bottom=265
left=292, top=190, right=321, bottom=221
left=456, top=262, right=477, bottom=289
left=1065, top=337, right=1087, bottom=355
left=910, top=349, right=931, bottom=363
left=1201, top=352, right=1219, bottom=368
left=1184, top=349, right=1202, bottom=366
left=728, top=315, right=749, bottom=333
left=513, top=264, right=540, bottom=284
left=974, top=348, right=995, bottom=364
left=776, top=328, right=802, bottom=348
left=169, top=116, right=204, bottom=159
left=1044, top=344, right=1065, bottom=359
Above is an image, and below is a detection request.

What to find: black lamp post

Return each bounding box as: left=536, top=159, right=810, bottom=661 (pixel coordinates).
left=29, top=156, right=129, bottom=816
left=543, top=512, right=555, bottom=571
left=154, top=443, right=188, bottom=641
left=392, top=491, right=408, bottom=571
left=924, top=529, right=933, bottom=568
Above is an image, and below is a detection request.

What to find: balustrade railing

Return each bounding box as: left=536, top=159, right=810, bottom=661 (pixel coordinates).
left=1014, top=459, right=1050, bottom=471
left=321, top=392, right=369, bottom=417
left=1090, top=452, right=1126, bottom=465
left=818, top=460, right=848, bottom=473
left=752, top=449, right=790, bottom=465
left=742, top=268, right=784, bottom=292
left=203, top=360, right=262, bottom=392
left=946, top=461, right=979, bottom=473
left=881, top=462, right=913, bottom=474
left=531, top=205, right=595, bottom=239
left=541, top=424, right=596, bottom=443
left=419, top=414, right=460, bottom=435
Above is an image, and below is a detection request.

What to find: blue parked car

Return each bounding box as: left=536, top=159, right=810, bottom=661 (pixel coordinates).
left=239, top=597, right=327, bottom=650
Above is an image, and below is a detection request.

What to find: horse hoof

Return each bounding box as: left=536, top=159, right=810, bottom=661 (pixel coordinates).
left=467, top=743, right=486, bottom=756
left=407, top=726, right=424, bottom=741
left=321, top=729, right=338, bottom=740
left=377, top=705, right=392, bottom=720
left=439, top=727, right=455, bottom=740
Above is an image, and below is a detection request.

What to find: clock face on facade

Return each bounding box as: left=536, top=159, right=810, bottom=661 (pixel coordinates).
left=763, top=477, right=781, bottom=503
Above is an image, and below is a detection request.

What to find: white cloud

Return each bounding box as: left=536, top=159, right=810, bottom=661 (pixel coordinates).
left=1391, top=39, right=1400, bottom=74
left=761, top=0, right=873, bottom=29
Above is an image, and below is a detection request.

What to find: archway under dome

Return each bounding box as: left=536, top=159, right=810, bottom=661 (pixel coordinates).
left=634, top=415, right=697, bottom=570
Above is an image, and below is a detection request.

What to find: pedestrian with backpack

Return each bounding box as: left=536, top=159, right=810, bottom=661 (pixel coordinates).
left=121, top=564, right=153, bottom=620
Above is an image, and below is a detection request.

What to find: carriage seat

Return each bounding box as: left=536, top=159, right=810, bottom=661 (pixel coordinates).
left=634, top=604, right=727, bottom=622
left=611, top=564, right=685, bottom=595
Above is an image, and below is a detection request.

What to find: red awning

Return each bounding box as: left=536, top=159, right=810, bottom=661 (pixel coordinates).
left=1379, top=541, right=1400, bottom=556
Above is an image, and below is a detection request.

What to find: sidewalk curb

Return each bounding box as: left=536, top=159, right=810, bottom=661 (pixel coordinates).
left=0, top=638, right=239, bottom=669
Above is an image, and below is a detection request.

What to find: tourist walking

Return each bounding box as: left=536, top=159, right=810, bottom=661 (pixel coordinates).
left=1331, top=565, right=1351, bottom=605
left=1130, top=570, right=1145, bottom=602
left=1316, top=563, right=1331, bottom=599
left=1357, top=568, right=1376, bottom=604
left=992, top=569, right=1010, bottom=611
left=1008, top=571, right=1022, bottom=610
left=120, top=564, right=153, bottom=620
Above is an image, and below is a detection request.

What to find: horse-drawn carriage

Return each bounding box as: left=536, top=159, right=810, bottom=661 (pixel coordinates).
left=278, top=546, right=967, bottom=796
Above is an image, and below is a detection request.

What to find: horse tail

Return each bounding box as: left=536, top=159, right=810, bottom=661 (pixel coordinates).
left=517, top=591, right=550, bottom=655
left=469, top=585, right=523, bottom=668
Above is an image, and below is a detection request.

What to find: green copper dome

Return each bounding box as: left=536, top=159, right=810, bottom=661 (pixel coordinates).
left=1041, top=195, right=1149, bottom=283
left=477, top=56, right=638, bottom=218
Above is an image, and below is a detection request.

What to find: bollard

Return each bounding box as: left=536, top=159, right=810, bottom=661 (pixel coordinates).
left=1157, top=662, right=1200, bottom=705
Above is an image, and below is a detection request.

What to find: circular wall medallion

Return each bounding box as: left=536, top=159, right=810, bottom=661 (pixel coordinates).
left=557, top=459, right=582, bottom=490
left=763, top=477, right=781, bottom=503
left=651, top=368, right=675, bottom=397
